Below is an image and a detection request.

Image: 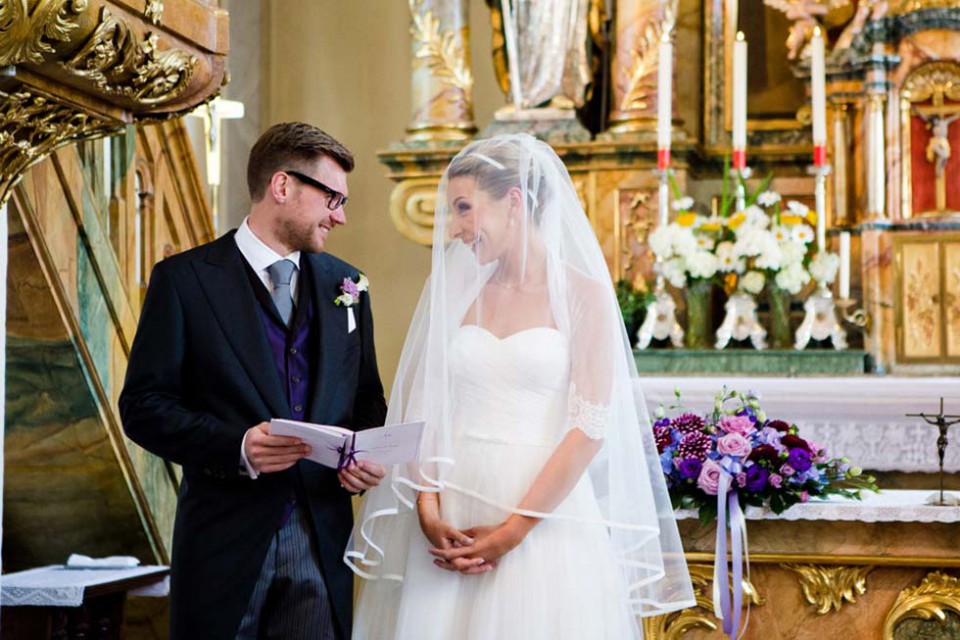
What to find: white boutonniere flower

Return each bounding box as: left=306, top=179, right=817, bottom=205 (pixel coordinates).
left=335, top=274, right=368, bottom=333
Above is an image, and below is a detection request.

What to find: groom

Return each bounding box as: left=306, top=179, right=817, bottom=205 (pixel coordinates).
left=120, top=122, right=387, bottom=640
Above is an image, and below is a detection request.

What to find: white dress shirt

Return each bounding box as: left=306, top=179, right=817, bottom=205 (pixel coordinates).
left=234, top=218, right=301, bottom=479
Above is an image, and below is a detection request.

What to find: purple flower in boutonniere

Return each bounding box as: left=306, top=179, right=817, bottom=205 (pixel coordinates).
left=335, top=273, right=369, bottom=307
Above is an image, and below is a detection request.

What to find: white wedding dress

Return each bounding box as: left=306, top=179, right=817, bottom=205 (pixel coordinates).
left=363, top=325, right=639, bottom=640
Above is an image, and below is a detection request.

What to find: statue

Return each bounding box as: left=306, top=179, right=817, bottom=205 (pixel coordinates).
left=763, top=0, right=855, bottom=60
left=920, top=112, right=960, bottom=178
left=486, top=0, right=606, bottom=111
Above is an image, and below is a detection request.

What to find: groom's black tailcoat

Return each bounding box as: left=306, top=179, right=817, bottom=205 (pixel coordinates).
left=119, top=232, right=387, bottom=639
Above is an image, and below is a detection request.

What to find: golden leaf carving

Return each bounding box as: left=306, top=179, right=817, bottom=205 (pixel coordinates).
left=390, top=178, right=439, bottom=246
left=619, top=0, right=676, bottom=113
left=882, top=572, right=960, bottom=640
left=409, top=0, right=473, bottom=102
left=902, top=61, right=960, bottom=104
left=61, top=7, right=197, bottom=105
left=145, top=0, right=163, bottom=25
left=643, top=563, right=764, bottom=640
left=782, top=563, right=874, bottom=615
left=0, top=88, right=116, bottom=199
left=0, top=0, right=88, bottom=66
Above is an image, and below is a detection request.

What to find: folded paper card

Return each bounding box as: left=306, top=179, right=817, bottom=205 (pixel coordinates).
left=269, top=419, right=424, bottom=470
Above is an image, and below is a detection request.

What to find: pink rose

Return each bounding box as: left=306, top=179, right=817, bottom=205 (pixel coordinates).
left=718, top=415, right=756, bottom=436
left=717, top=433, right=752, bottom=458
left=697, top=459, right=722, bottom=496
left=736, top=472, right=747, bottom=487
left=780, top=464, right=796, bottom=477
left=769, top=473, right=783, bottom=488
left=800, top=491, right=810, bottom=503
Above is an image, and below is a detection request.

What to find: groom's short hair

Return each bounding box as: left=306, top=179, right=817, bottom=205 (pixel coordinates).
left=247, top=122, right=354, bottom=201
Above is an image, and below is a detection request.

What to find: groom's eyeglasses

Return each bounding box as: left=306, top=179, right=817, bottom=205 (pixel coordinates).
left=283, top=169, right=349, bottom=210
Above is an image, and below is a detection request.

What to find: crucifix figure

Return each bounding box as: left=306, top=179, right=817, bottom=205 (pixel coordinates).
left=907, top=397, right=960, bottom=506
left=914, top=100, right=960, bottom=212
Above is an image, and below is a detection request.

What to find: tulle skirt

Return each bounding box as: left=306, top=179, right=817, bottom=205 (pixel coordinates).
left=352, top=434, right=642, bottom=640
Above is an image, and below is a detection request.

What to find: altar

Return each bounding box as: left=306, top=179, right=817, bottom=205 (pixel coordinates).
left=640, top=376, right=960, bottom=475
left=645, top=491, right=960, bottom=639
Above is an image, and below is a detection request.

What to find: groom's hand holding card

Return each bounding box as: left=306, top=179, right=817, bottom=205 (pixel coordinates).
left=268, top=419, right=424, bottom=471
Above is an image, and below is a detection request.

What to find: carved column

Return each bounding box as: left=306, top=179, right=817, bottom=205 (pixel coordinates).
left=405, top=0, right=476, bottom=143
left=606, top=0, right=677, bottom=136
left=865, top=92, right=887, bottom=220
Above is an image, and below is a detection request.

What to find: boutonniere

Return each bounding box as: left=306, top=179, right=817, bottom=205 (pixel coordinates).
left=334, top=274, right=368, bottom=333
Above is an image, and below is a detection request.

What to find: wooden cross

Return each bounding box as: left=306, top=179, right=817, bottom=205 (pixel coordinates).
left=914, top=91, right=960, bottom=212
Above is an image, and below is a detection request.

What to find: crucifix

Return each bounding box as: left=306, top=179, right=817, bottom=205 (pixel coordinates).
left=907, top=397, right=960, bottom=506
left=914, top=93, right=960, bottom=212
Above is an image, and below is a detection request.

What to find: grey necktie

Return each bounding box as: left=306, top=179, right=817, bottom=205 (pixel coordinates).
left=266, top=259, right=296, bottom=326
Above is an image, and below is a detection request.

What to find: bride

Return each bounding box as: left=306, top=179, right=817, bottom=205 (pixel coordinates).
left=346, top=134, right=694, bottom=639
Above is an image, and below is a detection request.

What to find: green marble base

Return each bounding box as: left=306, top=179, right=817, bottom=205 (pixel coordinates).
left=634, top=349, right=868, bottom=376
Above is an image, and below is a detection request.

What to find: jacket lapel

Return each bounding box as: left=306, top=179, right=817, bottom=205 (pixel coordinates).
left=307, top=255, right=347, bottom=424
left=193, top=234, right=289, bottom=420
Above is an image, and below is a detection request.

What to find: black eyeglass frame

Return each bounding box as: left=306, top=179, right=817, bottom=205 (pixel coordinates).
left=283, top=169, right=348, bottom=210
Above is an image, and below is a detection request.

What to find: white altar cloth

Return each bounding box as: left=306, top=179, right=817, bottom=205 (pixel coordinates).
left=0, top=565, right=169, bottom=607
left=640, top=376, right=960, bottom=473
left=676, top=490, right=960, bottom=523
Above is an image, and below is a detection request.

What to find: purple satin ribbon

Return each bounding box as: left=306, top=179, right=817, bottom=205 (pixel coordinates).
left=714, top=467, right=746, bottom=639
left=335, top=434, right=364, bottom=472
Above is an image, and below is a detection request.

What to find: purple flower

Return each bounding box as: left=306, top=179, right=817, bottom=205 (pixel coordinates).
left=341, top=277, right=359, bottom=297
left=718, top=415, right=756, bottom=436
left=677, top=432, right=714, bottom=462
left=654, top=417, right=671, bottom=429
left=678, top=458, right=703, bottom=479
left=787, top=448, right=812, bottom=473
left=697, top=459, right=722, bottom=495
left=673, top=413, right=706, bottom=435
left=780, top=464, right=796, bottom=477
left=717, top=433, right=751, bottom=458
left=782, top=434, right=810, bottom=451
left=736, top=472, right=747, bottom=487
left=745, top=464, right=769, bottom=492
left=654, top=425, right=674, bottom=454
left=766, top=419, right=790, bottom=433
left=769, top=473, right=783, bottom=488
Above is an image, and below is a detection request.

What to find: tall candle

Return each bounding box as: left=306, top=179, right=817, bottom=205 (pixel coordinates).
left=732, top=31, right=748, bottom=169
left=657, top=32, right=673, bottom=169
left=838, top=231, right=851, bottom=299
left=811, top=27, right=827, bottom=166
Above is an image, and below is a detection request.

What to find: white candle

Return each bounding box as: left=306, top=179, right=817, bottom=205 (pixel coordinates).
left=657, top=32, right=673, bottom=152
left=732, top=31, right=748, bottom=162
left=811, top=27, right=827, bottom=147
left=838, top=231, right=851, bottom=299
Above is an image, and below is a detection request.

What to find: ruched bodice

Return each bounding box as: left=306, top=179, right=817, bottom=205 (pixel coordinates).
left=449, top=325, right=569, bottom=448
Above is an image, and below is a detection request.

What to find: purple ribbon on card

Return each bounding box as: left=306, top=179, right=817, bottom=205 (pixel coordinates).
left=335, top=433, right=364, bottom=472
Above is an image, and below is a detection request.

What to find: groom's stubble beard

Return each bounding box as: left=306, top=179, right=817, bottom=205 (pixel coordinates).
left=278, top=211, right=327, bottom=254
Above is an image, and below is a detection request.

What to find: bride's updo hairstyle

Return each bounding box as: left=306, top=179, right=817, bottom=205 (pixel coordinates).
left=446, top=139, right=550, bottom=225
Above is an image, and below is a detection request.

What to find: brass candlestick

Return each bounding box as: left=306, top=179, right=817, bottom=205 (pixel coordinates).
left=907, top=398, right=960, bottom=506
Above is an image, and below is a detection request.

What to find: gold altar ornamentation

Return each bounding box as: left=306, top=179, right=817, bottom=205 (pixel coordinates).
left=618, top=0, right=676, bottom=114
left=882, top=572, right=960, bottom=640
left=643, top=563, right=764, bottom=640
left=0, top=0, right=88, bottom=66
left=390, top=178, right=440, bottom=246
left=0, top=88, right=117, bottom=204
left=947, top=244, right=960, bottom=357
left=763, top=0, right=851, bottom=60
left=889, top=0, right=960, bottom=14
left=409, top=0, right=473, bottom=103
left=145, top=0, right=163, bottom=25
left=899, top=61, right=960, bottom=218
left=782, top=563, right=874, bottom=614
left=61, top=7, right=198, bottom=105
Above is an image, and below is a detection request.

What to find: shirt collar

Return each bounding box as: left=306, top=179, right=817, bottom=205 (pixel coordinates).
left=235, top=217, right=300, bottom=274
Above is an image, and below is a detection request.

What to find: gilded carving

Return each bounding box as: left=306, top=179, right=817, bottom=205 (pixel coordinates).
left=643, top=564, right=764, bottom=640
left=883, top=572, right=960, bottom=640
left=0, top=0, right=87, bottom=66
left=145, top=0, right=163, bottom=25
left=0, top=88, right=116, bottom=202
left=890, top=0, right=960, bottom=14
left=390, top=178, right=440, bottom=246
left=619, top=0, right=676, bottom=113
left=782, top=563, right=874, bottom=614
left=409, top=0, right=473, bottom=102
left=61, top=7, right=197, bottom=105
left=902, top=243, right=941, bottom=358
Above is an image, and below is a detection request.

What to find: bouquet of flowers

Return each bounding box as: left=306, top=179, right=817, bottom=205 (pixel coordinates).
left=655, top=388, right=878, bottom=525
left=648, top=165, right=839, bottom=296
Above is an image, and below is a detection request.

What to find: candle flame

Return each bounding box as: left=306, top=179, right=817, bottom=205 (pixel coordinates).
left=813, top=26, right=822, bottom=37
left=736, top=31, right=745, bottom=41
left=661, top=32, right=670, bottom=44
